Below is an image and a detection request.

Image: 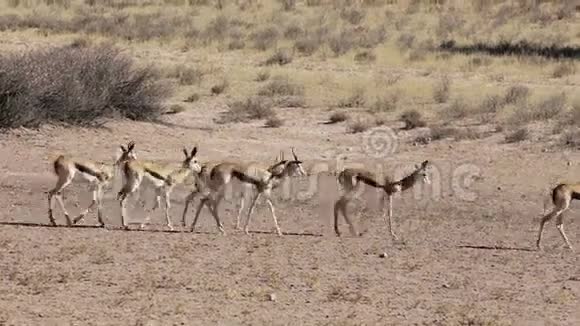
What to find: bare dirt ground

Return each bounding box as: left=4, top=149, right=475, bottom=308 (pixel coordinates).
left=0, top=106, right=579, bottom=326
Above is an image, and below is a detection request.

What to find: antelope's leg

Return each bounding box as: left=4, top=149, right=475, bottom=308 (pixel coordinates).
left=73, top=182, right=98, bottom=225
left=555, top=212, right=574, bottom=250
left=164, top=188, right=174, bottom=230
left=264, top=189, right=282, bottom=236
left=243, top=192, right=262, bottom=235
left=537, top=207, right=566, bottom=249
left=48, top=172, right=74, bottom=226
left=381, top=194, right=398, bottom=240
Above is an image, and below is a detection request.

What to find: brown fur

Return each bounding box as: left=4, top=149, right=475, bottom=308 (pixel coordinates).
left=537, top=183, right=580, bottom=250
left=186, top=148, right=306, bottom=235
left=47, top=142, right=136, bottom=227
left=334, top=160, right=430, bottom=238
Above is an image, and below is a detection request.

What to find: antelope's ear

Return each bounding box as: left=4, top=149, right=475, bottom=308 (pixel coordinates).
left=183, top=148, right=189, bottom=158
left=120, top=145, right=127, bottom=152
left=415, top=164, right=420, bottom=169
left=191, top=146, right=198, bottom=157
left=127, top=141, right=135, bottom=151
left=422, top=160, right=429, bottom=167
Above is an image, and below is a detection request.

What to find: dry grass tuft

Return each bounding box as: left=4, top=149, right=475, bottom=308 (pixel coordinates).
left=433, top=75, right=451, bottom=104
left=328, top=111, right=349, bottom=124
left=211, top=79, right=229, bottom=95
left=347, top=117, right=372, bottom=134
left=265, top=115, right=284, bottom=128
left=552, top=61, right=576, bottom=78
left=258, top=76, right=304, bottom=97
left=217, top=96, right=274, bottom=124
left=264, top=48, right=293, bottom=66
left=504, top=128, right=529, bottom=143
left=337, top=87, right=366, bottom=108
left=400, top=110, right=427, bottom=130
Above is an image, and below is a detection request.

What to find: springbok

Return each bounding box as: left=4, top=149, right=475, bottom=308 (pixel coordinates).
left=333, top=160, right=431, bottom=238
left=537, top=183, right=578, bottom=250
left=185, top=148, right=306, bottom=235
left=47, top=141, right=137, bottom=227
left=117, top=144, right=202, bottom=230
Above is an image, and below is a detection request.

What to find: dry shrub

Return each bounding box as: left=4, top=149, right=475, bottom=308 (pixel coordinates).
left=508, top=93, right=567, bottom=125
left=0, top=43, right=169, bottom=128
left=569, top=99, right=580, bottom=126
left=284, top=23, right=304, bottom=40
left=400, top=110, right=426, bottom=130
left=306, top=0, right=323, bottom=6
left=504, top=128, right=529, bottom=143
left=340, top=7, right=366, bottom=25
left=203, top=15, right=230, bottom=44
left=274, top=96, right=306, bottom=108
left=396, top=33, right=415, bottom=51
left=328, top=111, right=349, bottom=124
left=552, top=61, right=576, bottom=78
left=337, top=87, right=366, bottom=108
left=429, top=126, right=483, bottom=141
left=228, top=38, right=246, bottom=50
left=278, top=0, right=296, bottom=11
left=433, top=76, right=451, bottom=104
left=294, top=36, right=320, bottom=56
left=258, top=76, right=304, bottom=97
left=166, top=65, right=204, bottom=85
left=354, top=50, right=376, bottom=63
left=264, top=48, right=293, bottom=66
left=478, top=94, right=505, bottom=114
left=217, top=96, right=274, bottom=123
left=211, top=79, right=229, bottom=95
left=370, top=93, right=399, bottom=113
left=256, top=70, right=271, bottom=82
left=329, top=30, right=356, bottom=56
left=439, top=98, right=471, bottom=120
left=252, top=26, right=280, bottom=51
left=166, top=104, right=186, bottom=115
left=562, top=129, right=580, bottom=148
left=503, top=85, right=530, bottom=105
left=184, top=93, right=200, bottom=102
left=265, top=115, right=284, bottom=128
left=347, top=117, right=372, bottom=133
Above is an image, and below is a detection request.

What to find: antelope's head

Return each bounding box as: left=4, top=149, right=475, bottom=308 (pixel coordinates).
left=182, top=146, right=201, bottom=174
left=285, top=147, right=306, bottom=177
left=414, top=160, right=431, bottom=185
left=114, top=141, right=137, bottom=168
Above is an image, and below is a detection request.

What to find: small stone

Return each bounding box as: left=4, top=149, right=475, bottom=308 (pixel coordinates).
left=268, top=293, right=277, bottom=302
left=379, top=252, right=388, bottom=258
left=567, top=161, right=572, bottom=166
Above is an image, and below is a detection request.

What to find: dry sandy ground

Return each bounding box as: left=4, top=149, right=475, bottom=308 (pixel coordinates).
left=0, top=104, right=579, bottom=326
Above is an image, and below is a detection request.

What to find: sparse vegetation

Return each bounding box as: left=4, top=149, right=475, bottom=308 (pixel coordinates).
left=337, top=87, right=366, bottom=108
left=265, top=115, right=284, bottom=128
left=400, top=110, right=426, bottom=130
left=217, top=96, right=274, bottom=124
left=211, top=79, right=229, bottom=95
left=258, top=76, right=304, bottom=97
left=505, top=128, right=529, bottom=143
left=433, top=75, right=451, bottom=104
left=347, top=117, right=372, bottom=133
left=328, top=111, right=349, bottom=124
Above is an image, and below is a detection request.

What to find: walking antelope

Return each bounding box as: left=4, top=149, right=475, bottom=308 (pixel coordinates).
left=333, top=160, right=431, bottom=238
left=185, top=148, right=306, bottom=235
left=47, top=141, right=137, bottom=227
left=536, top=183, right=578, bottom=250
left=117, top=145, right=202, bottom=230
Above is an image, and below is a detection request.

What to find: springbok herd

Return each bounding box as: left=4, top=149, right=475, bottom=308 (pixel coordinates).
left=45, top=141, right=576, bottom=251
